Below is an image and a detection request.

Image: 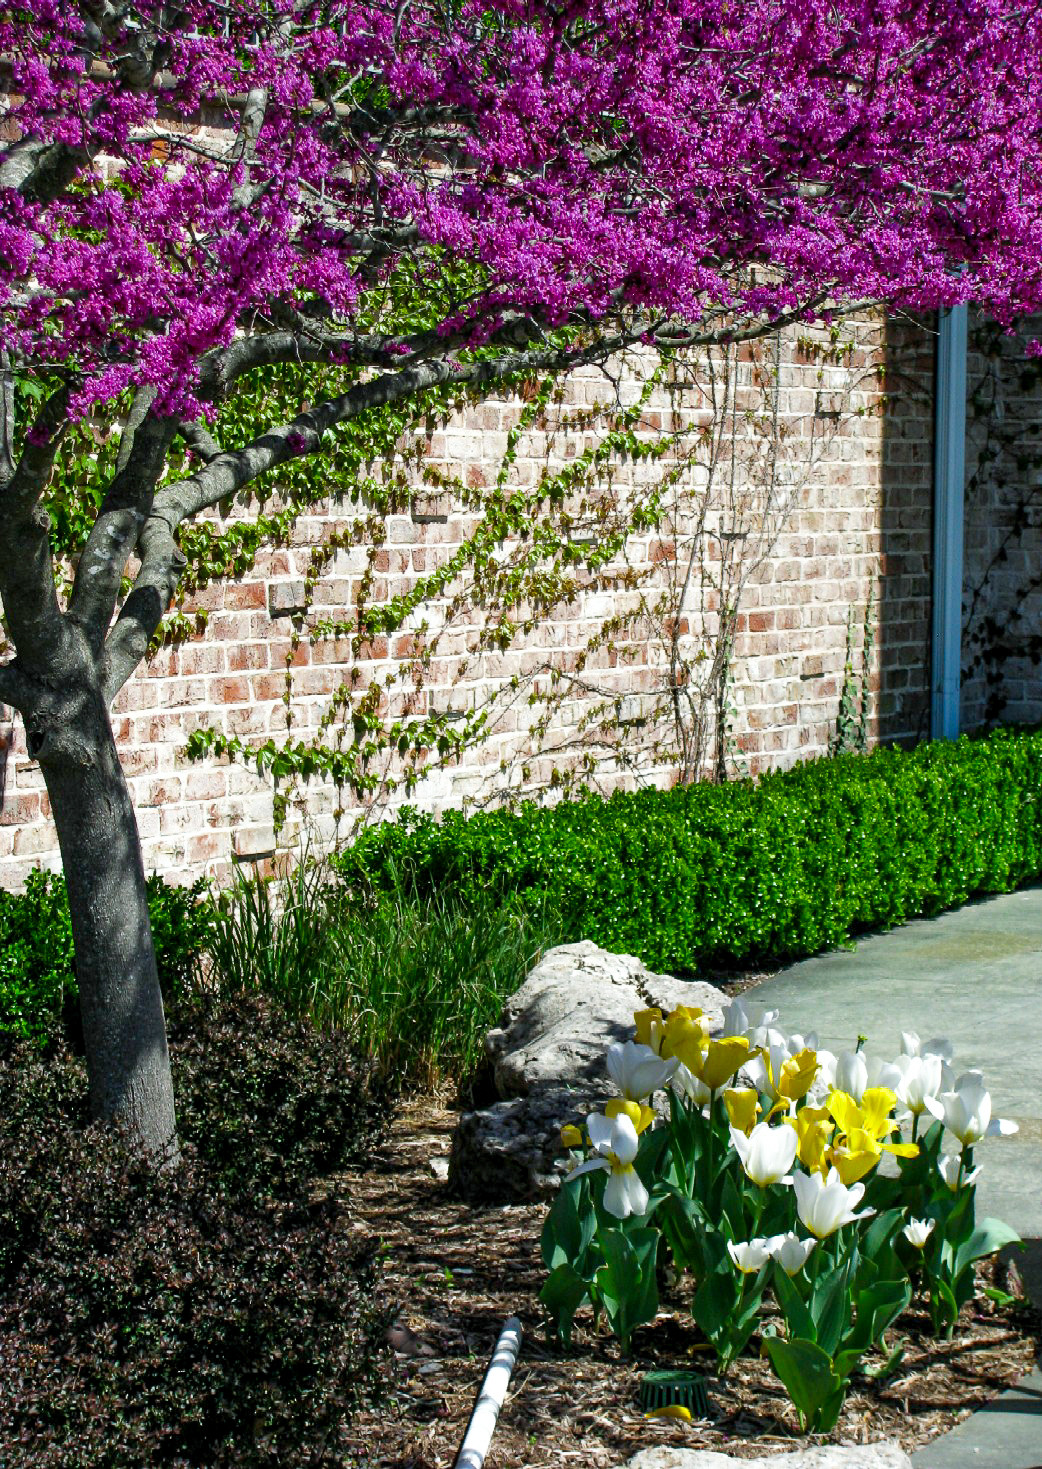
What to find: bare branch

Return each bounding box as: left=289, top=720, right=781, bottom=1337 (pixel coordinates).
left=67, top=401, right=177, bottom=650
left=100, top=508, right=185, bottom=702
left=0, top=354, right=14, bottom=485
left=198, top=310, right=595, bottom=401
left=114, top=383, right=158, bottom=476
left=231, top=86, right=270, bottom=210
left=177, top=418, right=223, bottom=463
left=0, top=137, right=83, bottom=202
left=158, top=331, right=646, bottom=525
left=0, top=386, right=69, bottom=666
left=0, top=659, right=37, bottom=715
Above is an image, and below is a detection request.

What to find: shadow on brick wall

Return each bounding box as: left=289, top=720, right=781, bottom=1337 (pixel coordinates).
left=0, top=710, right=10, bottom=813
left=876, top=314, right=936, bottom=747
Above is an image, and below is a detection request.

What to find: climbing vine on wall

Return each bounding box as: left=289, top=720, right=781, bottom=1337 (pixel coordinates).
left=962, top=316, right=1042, bottom=729
left=7, top=304, right=881, bottom=834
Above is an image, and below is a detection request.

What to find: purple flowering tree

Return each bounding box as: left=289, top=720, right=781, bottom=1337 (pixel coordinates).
left=1, top=1, right=1040, bottom=1154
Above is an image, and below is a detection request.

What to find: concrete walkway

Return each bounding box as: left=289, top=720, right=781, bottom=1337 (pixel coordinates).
left=752, top=885, right=1042, bottom=1468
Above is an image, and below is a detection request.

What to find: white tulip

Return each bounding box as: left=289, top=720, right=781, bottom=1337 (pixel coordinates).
left=721, top=998, right=780, bottom=1047
left=891, top=1052, right=949, bottom=1118
left=603, top=1164, right=650, bottom=1220
left=606, top=1040, right=678, bottom=1101
left=729, top=1120, right=797, bottom=1187
left=743, top=1041, right=788, bottom=1100
left=767, top=1231, right=817, bottom=1276
left=788, top=1031, right=820, bottom=1054
left=869, top=1056, right=906, bottom=1093
left=939, top=1077, right=1018, bottom=1147
left=793, top=1166, right=876, bottom=1238
left=727, top=1237, right=773, bottom=1274
left=834, top=1049, right=869, bottom=1103
left=901, top=1031, right=954, bottom=1064
left=671, top=1061, right=712, bottom=1108
left=937, top=1150, right=981, bottom=1191
left=902, top=1216, right=936, bottom=1249
left=569, top=1111, right=649, bottom=1219
left=805, top=1048, right=837, bottom=1107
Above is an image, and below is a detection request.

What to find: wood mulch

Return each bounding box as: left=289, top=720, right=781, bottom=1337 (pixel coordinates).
left=335, top=1092, right=1040, bottom=1469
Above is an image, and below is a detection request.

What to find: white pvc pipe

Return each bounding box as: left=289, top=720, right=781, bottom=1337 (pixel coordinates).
left=454, top=1316, right=523, bottom=1469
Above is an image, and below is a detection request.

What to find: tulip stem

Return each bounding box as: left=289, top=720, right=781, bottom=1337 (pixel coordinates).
left=706, top=1090, right=717, bottom=1197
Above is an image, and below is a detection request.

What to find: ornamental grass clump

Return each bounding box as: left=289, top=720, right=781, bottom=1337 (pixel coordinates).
left=540, top=1000, right=1020, bottom=1431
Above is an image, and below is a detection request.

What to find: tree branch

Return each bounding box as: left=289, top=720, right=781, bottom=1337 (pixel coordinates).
left=231, top=86, right=270, bottom=210
left=158, top=332, right=646, bottom=525
left=67, top=399, right=176, bottom=650
left=177, top=418, right=223, bottom=463
left=99, top=331, right=640, bottom=698
left=0, top=386, right=69, bottom=668
left=0, top=354, right=14, bottom=485
left=100, top=508, right=185, bottom=702
left=0, top=136, right=86, bottom=204
left=0, top=659, right=38, bottom=716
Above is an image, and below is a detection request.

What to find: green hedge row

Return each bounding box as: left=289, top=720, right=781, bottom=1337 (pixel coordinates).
left=335, top=727, right=1042, bottom=973
left=0, top=871, right=215, bottom=1044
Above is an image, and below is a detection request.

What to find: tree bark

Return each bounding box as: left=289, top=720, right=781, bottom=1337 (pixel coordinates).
left=30, top=661, right=178, bottom=1159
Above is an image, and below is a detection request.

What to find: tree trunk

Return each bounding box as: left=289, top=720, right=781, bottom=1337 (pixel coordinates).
left=33, top=674, right=178, bottom=1160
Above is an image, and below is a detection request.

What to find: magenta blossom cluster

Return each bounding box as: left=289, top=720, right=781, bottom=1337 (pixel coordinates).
left=2, top=0, right=1041, bottom=418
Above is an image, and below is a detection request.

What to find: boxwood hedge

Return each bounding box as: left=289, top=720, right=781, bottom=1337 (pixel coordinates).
left=334, top=727, right=1042, bottom=973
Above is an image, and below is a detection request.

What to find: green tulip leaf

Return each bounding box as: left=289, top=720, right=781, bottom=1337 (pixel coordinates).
left=539, top=1263, right=590, bottom=1344
left=541, top=1171, right=596, bottom=1274
left=596, top=1227, right=660, bottom=1353
left=764, top=1336, right=843, bottom=1430
left=773, top=1262, right=815, bottom=1343
left=692, top=1263, right=740, bottom=1342
left=954, top=1217, right=1021, bottom=1277
left=810, top=1253, right=856, bottom=1359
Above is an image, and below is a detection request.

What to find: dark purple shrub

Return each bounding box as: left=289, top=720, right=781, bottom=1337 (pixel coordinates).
left=0, top=1003, right=394, bottom=1467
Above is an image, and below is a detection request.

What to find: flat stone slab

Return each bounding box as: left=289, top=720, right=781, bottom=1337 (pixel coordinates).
left=620, top=1443, right=911, bottom=1469
left=910, top=1364, right=1042, bottom=1467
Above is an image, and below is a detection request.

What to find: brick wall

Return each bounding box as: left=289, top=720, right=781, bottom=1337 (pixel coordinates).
left=0, top=310, right=967, bottom=890
left=961, top=313, right=1042, bottom=732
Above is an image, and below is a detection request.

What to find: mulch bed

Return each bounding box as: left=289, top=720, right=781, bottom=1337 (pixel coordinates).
left=336, top=1093, right=1040, bottom=1469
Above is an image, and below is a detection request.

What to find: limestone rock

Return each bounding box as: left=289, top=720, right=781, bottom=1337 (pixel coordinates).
left=448, top=941, right=728, bottom=1202
left=448, top=1087, right=592, bottom=1201
left=486, top=940, right=728, bottom=1098
left=619, top=1445, right=911, bottom=1469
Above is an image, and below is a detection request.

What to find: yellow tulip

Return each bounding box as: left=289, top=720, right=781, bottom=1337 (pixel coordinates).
left=786, top=1106, right=834, bottom=1173
left=696, top=1035, right=751, bottom=1090
left=606, top=1097, right=654, bottom=1135
left=777, top=1047, right=820, bottom=1103
left=860, top=1087, right=900, bottom=1137
left=661, top=1007, right=709, bottom=1065
left=646, top=1404, right=692, bottom=1422
left=828, top=1119, right=919, bottom=1185
left=559, top=1123, right=583, bottom=1149
left=633, top=1007, right=664, bottom=1053
left=723, top=1087, right=761, bottom=1136
left=829, top=1135, right=883, bottom=1186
